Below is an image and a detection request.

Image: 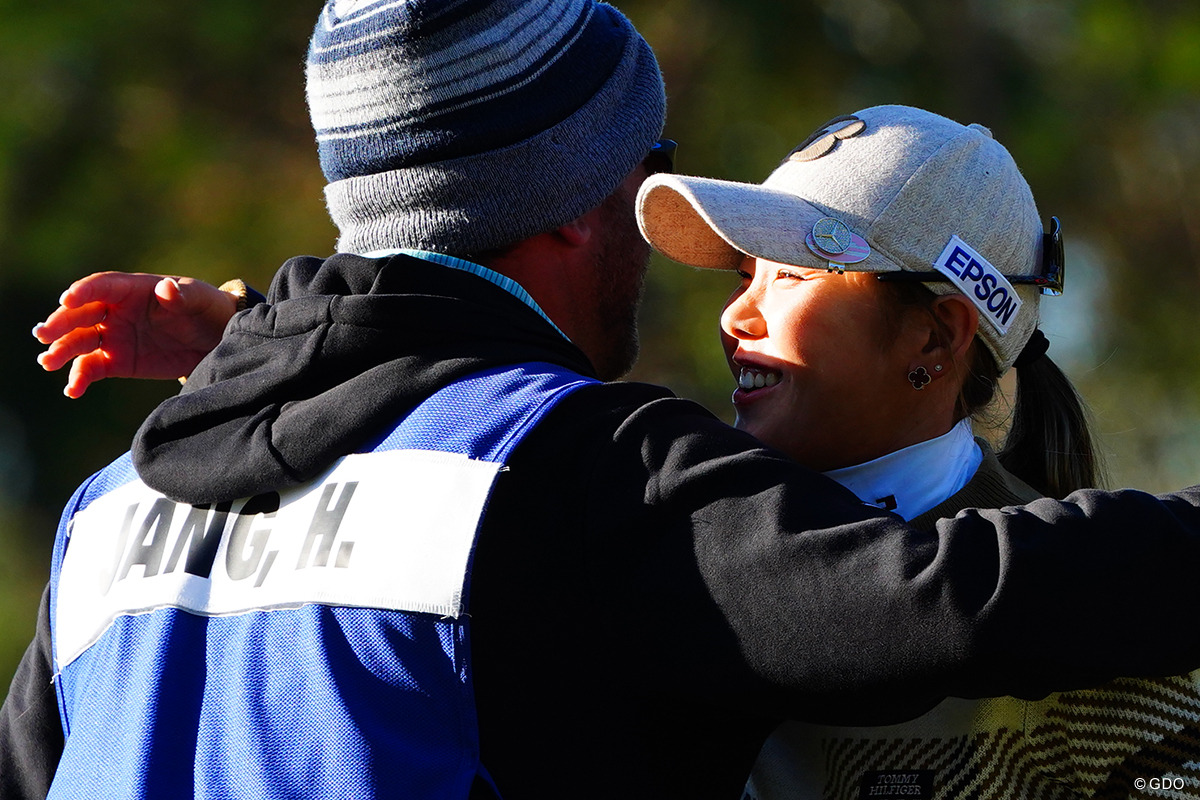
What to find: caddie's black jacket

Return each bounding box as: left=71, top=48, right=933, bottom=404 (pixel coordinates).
left=6, top=253, right=1200, bottom=799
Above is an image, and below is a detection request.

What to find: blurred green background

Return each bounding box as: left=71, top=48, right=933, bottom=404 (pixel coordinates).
left=2, top=0, right=1199, bottom=686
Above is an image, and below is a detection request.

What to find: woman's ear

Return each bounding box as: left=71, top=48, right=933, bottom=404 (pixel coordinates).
left=926, top=294, right=980, bottom=368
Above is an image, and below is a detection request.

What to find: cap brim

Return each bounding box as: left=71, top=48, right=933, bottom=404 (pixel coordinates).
left=636, top=174, right=832, bottom=270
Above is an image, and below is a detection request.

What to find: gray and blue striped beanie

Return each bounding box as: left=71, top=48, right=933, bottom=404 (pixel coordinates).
left=307, top=0, right=667, bottom=255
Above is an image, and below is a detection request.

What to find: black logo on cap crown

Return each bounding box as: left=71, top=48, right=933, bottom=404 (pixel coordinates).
left=787, top=115, right=866, bottom=163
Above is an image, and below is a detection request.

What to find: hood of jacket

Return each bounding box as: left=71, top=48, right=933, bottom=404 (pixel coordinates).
left=132, top=253, right=596, bottom=504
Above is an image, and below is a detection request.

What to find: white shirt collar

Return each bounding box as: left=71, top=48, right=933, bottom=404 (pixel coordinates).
left=822, top=418, right=982, bottom=521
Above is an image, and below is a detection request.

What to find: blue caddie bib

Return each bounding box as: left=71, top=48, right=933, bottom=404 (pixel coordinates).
left=46, top=362, right=595, bottom=799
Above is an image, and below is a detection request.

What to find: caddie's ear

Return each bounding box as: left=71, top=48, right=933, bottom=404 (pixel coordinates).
left=926, top=294, right=979, bottom=367
left=553, top=213, right=595, bottom=247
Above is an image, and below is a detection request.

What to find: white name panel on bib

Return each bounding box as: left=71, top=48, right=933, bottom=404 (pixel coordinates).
left=55, top=449, right=502, bottom=669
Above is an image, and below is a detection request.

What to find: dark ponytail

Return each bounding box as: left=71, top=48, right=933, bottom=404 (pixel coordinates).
left=880, top=281, right=1104, bottom=498
left=996, top=351, right=1104, bottom=498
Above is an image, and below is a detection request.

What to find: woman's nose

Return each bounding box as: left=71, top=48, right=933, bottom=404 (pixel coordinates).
left=721, top=284, right=766, bottom=340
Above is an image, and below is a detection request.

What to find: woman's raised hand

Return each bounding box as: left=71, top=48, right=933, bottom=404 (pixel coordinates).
left=33, top=272, right=239, bottom=398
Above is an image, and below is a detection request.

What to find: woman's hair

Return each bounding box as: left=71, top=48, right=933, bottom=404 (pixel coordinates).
left=879, top=281, right=1103, bottom=498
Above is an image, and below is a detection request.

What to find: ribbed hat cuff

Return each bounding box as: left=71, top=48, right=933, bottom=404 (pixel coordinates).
left=324, top=29, right=665, bottom=256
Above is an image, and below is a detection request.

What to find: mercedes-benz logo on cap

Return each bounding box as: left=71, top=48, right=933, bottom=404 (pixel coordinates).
left=812, top=217, right=852, bottom=254
left=806, top=217, right=871, bottom=265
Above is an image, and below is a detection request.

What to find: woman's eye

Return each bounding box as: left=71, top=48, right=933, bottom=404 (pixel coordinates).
left=734, top=268, right=752, bottom=280
left=775, top=268, right=805, bottom=281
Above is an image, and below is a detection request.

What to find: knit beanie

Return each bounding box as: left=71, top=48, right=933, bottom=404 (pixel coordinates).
left=306, top=0, right=667, bottom=256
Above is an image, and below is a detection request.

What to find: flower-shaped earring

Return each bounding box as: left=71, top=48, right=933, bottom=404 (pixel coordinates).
left=908, top=366, right=931, bottom=390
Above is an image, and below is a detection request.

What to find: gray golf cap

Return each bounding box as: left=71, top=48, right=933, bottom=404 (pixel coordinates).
left=636, top=105, right=1053, bottom=374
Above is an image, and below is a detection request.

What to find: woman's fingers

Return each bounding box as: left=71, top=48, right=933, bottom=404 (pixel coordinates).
left=63, top=351, right=113, bottom=399
left=33, top=300, right=109, bottom=345
left=36, top=322, right=105, bottom=373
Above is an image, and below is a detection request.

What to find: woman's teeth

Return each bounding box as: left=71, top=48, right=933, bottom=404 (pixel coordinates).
left=738, top=368, right=780, bottom=390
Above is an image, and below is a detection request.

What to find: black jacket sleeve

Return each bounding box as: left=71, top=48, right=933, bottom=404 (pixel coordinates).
left=570, top=388, right=1200, bottom=724
left=0, top=585, right=63, bottom=800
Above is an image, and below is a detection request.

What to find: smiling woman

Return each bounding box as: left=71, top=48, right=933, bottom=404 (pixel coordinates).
left=721, top=261, right=927, bottom=474
left=638, top=105, right=1096, bottom=501
left=636, top=104, right=1200, bottom=800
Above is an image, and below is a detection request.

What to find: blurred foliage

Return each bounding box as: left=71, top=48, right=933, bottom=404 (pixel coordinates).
left=3, top=0, right=1200, bottom=686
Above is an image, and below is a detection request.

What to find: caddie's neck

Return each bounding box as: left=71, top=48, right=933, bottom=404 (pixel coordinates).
left=487, top=166, right=651, bottom=381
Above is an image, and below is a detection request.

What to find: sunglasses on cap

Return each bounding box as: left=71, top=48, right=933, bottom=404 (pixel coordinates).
left=644, top=139, right=677, bottom=176
left=876, top=216, right=1065, bottom=296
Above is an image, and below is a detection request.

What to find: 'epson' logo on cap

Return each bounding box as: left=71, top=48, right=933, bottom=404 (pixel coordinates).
left=932, top=236, right=1022, bottom=335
